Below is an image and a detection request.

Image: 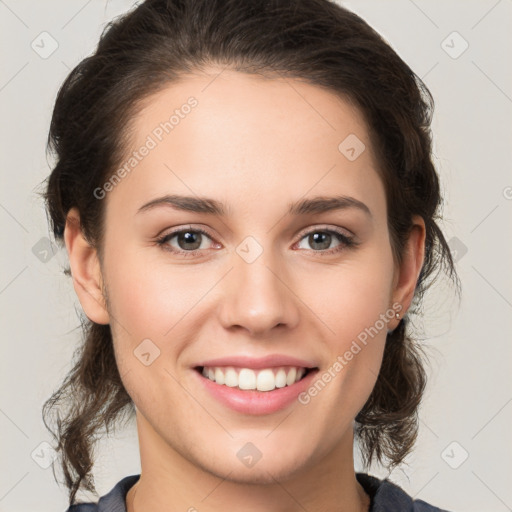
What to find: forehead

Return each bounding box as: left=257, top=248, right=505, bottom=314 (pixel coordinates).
left=130, top=68, right=371, bottom=162
left=106, top=68, right=386, bottom=223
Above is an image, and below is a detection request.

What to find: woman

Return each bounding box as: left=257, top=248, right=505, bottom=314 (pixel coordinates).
left=42, top=0, right=460, bottom=510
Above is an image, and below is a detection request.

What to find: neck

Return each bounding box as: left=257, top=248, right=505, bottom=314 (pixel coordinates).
left=126, top=412, right=370, bottom=512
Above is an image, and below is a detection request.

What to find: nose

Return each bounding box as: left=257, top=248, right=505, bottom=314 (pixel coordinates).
left=218, top=249, right=300, bottom=337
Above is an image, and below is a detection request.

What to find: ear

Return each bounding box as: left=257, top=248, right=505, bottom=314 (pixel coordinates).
left=64, top=208, right=110, bottom=325
left=390, top=215, right=426, bottom=328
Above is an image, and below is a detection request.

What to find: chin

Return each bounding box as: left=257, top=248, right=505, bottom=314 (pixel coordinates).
left=198, top=448, right=310, bottom=486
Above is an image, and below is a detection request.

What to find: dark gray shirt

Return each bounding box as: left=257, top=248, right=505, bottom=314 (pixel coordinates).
left=65, top=473, right=451, bottom=511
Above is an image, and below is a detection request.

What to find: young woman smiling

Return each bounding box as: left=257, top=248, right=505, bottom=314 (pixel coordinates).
left=42, top=1, right=460, bottom=511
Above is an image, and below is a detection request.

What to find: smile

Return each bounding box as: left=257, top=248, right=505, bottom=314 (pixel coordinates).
left=193, top=365, right=320, bottom=415
left=197, top=365, right=313, bottom=392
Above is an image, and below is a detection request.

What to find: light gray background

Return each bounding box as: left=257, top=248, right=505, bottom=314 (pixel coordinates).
left=1, top=1, right=511, bottom=511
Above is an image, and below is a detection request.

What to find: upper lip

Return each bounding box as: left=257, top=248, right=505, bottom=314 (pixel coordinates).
left=194, top=354, right=319, bottom=370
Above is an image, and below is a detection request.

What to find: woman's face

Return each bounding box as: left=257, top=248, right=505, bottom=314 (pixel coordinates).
left=75, top=68, right=423, bottom=483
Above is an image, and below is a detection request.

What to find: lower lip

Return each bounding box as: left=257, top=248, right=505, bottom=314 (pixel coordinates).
left=193, top=367, right=319, bottom=415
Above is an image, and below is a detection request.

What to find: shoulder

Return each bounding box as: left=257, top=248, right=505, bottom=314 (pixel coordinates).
left=64, top=474, right=140, bottom=512
left=356, top=472, right=452, bottom=512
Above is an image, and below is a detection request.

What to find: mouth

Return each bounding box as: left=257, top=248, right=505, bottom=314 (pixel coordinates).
left=192, top=359, right=321, bottom=415
left=194, top=365, right=318, bottom=392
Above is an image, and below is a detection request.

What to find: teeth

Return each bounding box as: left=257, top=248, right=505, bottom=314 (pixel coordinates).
left=201, top=366, right=308, bottom=392
left=286, top=367, right=297, bottom=386
left=214, top=367, right=224, bottom=385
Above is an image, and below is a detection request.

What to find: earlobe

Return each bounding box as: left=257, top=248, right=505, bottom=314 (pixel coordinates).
left=390, top=215, right=426, bottom=327
left=64, top=208, right=110, bottom=325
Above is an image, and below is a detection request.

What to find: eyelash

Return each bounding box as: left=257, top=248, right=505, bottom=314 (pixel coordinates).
left=155, top=225, right=358, bottom=258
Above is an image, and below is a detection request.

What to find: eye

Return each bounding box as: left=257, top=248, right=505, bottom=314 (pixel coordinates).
left=156, top=225, right=358, bottom=258
left=295, top=227, right=357, bottom=255
left=156, top=226, right=218, bottom=257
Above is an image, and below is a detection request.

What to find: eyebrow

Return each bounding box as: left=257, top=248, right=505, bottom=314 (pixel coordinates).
left=137, top=194, right=372, bottom=218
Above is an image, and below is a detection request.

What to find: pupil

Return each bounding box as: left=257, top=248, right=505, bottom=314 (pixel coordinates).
left=179, top=231, right=201, bottom=250
left=310, top=232, right=330, bottom=250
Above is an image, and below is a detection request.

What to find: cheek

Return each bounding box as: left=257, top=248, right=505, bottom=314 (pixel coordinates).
left=301, top=268, right=393, bottom=418
left=311, top=257, right=394, bottom=344
left=103, top=256, right=205, bottom=404
left=104, top=247, right=211, bottom=338
left=305, top=249, right=395, bottom=406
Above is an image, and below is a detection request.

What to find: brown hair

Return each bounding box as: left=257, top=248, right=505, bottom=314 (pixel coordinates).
left=42, top=0, right=460, bottom=505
